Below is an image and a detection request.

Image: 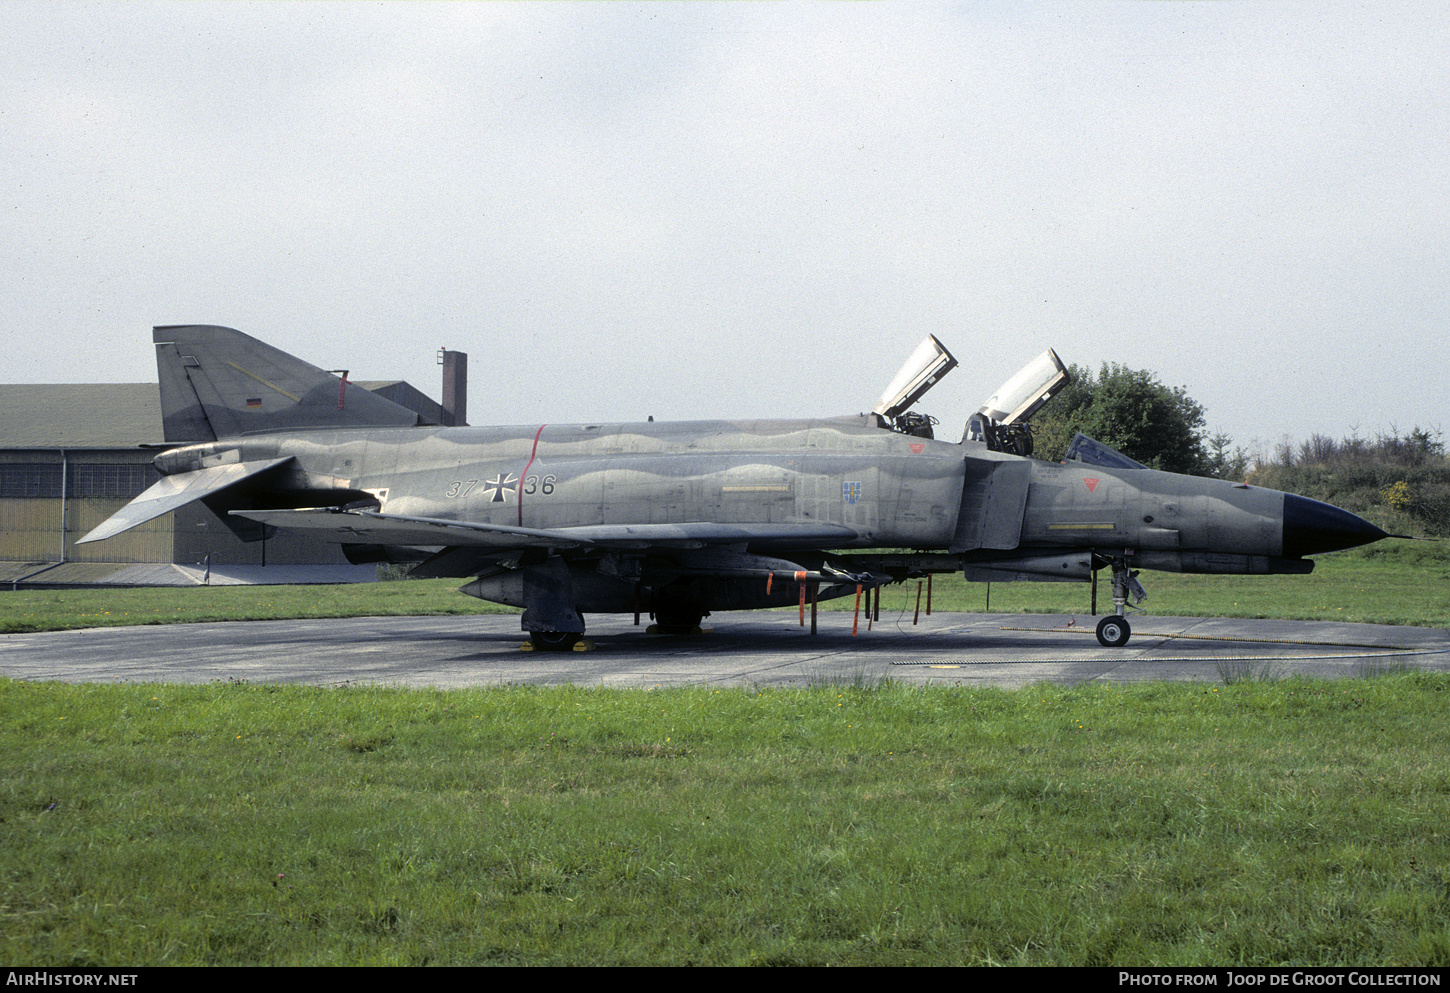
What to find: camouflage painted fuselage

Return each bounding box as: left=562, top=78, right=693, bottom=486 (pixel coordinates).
left=151, top=412, right=1372, bottom=620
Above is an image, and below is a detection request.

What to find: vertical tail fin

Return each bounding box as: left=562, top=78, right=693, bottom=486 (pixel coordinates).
left=153, top=325, right=421, bottom=442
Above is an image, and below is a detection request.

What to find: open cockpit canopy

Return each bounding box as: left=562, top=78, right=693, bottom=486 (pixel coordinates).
left=965, top=348, right=1069, bottom=456
left=870, top=335, right=959, bottom=439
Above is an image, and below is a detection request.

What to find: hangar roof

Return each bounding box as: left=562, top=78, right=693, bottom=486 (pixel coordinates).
left=0, top=384, right=164, bottom=448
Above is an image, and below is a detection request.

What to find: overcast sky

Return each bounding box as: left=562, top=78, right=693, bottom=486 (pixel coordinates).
left=4, top=1, right=1446, bottom=456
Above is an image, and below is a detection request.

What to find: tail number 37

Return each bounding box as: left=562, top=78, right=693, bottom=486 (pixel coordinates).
left=445, top=474, right=555, bottom=498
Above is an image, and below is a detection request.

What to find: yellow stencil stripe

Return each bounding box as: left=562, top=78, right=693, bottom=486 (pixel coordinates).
left=228, top=362, right=302, bottom=404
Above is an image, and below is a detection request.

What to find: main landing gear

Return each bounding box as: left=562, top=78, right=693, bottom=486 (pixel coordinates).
left=529, top=630, right=582, bottom=652
left=650, top=605, right=706, bottom=636
left=1095, top=558, right=1147, bottom=648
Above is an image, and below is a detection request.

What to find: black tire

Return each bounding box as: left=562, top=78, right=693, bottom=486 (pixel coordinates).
left=529, top=630, right=581, bottom=652
left=653, top=606, right=704, bottom=635
left=1095, top=615, right=1131, bottom=648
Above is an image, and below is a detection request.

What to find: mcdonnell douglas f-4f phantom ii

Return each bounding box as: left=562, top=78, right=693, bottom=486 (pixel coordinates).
left=81, top=326, right=1391, bottom=650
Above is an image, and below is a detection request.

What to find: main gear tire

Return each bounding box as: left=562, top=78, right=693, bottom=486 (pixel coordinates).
left=529, top=630, right=582, bottom=652
left=653, top=606, right=705, bottom=635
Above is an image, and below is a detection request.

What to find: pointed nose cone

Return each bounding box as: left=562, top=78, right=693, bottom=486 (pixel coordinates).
left=1282, top=493, right=1389, bottom=558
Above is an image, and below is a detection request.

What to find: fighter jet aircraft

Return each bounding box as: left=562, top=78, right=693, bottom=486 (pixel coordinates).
left=80, top=326, right=1391, bottom=649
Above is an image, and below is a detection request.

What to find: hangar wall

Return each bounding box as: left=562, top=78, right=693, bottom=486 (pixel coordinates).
left=0, top=449, right=169, bottom=564
left=0, top=446, right=349, bottom=567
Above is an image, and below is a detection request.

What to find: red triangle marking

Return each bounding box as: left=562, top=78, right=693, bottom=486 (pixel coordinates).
left=1083, top=478, right=1100, bottom=493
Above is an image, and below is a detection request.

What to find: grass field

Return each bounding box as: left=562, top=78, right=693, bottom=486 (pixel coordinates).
left=918, top=544, right=1450, bottom=628
left=0, top=575, right=512, bottom=634
left=2, top=543, right=1446, bottom=965
left=4, top=673, right=1450, bottom=966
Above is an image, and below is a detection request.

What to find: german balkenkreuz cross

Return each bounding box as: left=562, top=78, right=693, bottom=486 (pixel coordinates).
left=483, top=474, right=519, bottom=503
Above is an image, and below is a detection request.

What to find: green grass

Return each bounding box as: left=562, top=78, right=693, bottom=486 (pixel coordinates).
left=3, top=543, right=1446, bottom=965
left=0, top=578, right=515, bottom=634
left=911, top=548, right=1450, bottom=627
left=5, top=674, right=1450, bottom=966
left=812, top=541, right=1449, bottom=629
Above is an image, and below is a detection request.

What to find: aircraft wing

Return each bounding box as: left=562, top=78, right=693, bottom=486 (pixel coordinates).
left=554, top=521, right=860, bottom=549
left=230, top=508, right=594, bottom=549
left=229, top=508, right=860, bottom=551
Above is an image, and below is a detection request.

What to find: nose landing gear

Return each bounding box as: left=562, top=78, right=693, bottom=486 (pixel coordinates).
left=1095, top=557, right=1147, bottom=648
left=1095, top=614, right=1131, bottom=648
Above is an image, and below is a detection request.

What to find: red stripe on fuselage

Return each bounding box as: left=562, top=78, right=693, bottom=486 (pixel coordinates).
left=518, top=424, right=547, bottom=526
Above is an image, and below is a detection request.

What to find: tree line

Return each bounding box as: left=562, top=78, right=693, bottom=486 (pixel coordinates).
left=1030, top=362, right=1447, bottom=538
left=1247, top=427, right=1448, bottom=538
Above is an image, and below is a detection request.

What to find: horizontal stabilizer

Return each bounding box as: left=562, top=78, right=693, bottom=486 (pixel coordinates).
left=229, top=508, right=859, bottom=551
left=78, top=457, right=295, bottom=544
